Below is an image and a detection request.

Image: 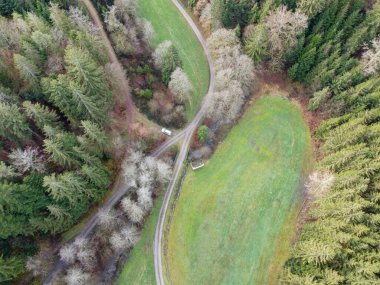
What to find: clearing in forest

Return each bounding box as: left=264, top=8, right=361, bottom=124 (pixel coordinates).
left=165, top=95, right=312, bottom=284
left=138, top=0, right=209, bottom=118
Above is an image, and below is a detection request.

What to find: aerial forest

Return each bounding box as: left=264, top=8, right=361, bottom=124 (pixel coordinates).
left=1, top=0, right=380, bottom=284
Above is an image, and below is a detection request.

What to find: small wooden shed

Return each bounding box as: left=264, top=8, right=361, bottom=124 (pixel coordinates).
left=191, top=161, right=205, bottom=170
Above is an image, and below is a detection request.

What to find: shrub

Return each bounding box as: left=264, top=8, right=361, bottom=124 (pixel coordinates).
left=138, top=88, right=153, bottom=99
left=198, top=125, right=209, bottom=143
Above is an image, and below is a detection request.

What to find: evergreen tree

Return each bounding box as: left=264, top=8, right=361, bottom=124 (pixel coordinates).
left=23, top=101, right=60, bottom=130
left=48, top=3, right=73, bottom=34
left=43, top=171, right=92, bottom=205
left=0, top=0, right=19, bottom=16
left=43, top=131, right=80, bottom=168
left=0, top=255, right=25, bottom=283
left=289, top=47, right=317, bottom=81
left=0, top=162, right=19, bottom=180
left=13, top=54, right=41, bottom=88
left=161, top=44, right=182, bottom=85
left=220, top=0, right=254, bottom=28
left=244, top=24, right=269, bottom=63
left=346, top=1, right=380, bottom=54
left=0, top=175, right=50, bottom=238
left=42, top=74, right=106, bottom=123
left=297, top=0, right=332, bottom=18
left=80, top=120, right=110, bottom=152
left=64, top=46, right=110, bottom=98
left=0, top=103, right=31, bottom=141
left=80, top=164, right=110, bottom=190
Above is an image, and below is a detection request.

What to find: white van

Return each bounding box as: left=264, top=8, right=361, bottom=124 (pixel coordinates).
left=161, top=128, right=172, bottom=136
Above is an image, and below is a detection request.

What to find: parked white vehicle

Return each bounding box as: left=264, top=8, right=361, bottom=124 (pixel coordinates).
left=161, top=128, right=172, bottom=136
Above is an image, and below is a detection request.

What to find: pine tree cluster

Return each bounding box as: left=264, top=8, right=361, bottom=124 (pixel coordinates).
left=0, top=4, right=114, bottom=281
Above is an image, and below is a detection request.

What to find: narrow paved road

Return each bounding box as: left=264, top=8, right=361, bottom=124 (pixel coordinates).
left=43, top=0, right=214, bottom=283
left=153, top=1, right=215, bottom=284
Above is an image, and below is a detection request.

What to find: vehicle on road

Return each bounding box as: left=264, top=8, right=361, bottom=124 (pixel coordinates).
left=161, top=128, right=173, bottom=136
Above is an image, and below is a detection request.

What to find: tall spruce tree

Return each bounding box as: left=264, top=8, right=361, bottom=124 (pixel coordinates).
left=0, top=103, right=31, bottom=141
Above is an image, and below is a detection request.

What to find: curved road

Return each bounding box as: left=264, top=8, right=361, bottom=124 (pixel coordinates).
left=43, top=0, right=214, bottom=284
left=153, top=1, right=215, bottom=284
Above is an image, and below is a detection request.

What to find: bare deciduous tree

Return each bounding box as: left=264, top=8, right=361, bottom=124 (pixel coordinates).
left=120, top=225, right=140, bottom=248
left=26, top=248, right=53, bottom=277
left=234, top=54, right=255, bottom=92
left=306, top=171, right=335, bottom=197
left=206, top=28, right=255, bottom=121
left=168, top=67, right=193, bottom=104
left=129, top=149, right=144, bottom=165
left=104, top=6, right=123, bottom=33
left=156, top=160, right=172, bottom=184
left=152, top=40, right=173, bottom=69
left=13, top=13, right=31, bottom=35
left=208, top=82, right=244, bottom=121
left=73, top=237, right=87, bottom=250
left=0, top=16, right=20, bottom=50
left=214, top=52, right=256, bottom=94
left=104, top=4, right=139, bottom=55
left=46, top=54, right=64, bottom=74
left=194, top=0, right=208, bottom=17
left=144, top=156, right=157, bottom=170
left=361, top=36, right=380, bottom=76
left=59, top=244, right=77, bottom=265
left=140, top=19, right=154, bottom=46
left=200, top=3, right=212, bottom=32
left=104, top=63, right=128, bottom=92
left=110, top=231, right=125, bottom=251
left=9, top=147, right=45, bottom=174
left=117, top=0, right=138, bottom=20
left=112, top=134, right=124, bottom=153
left=265, top=6, right=307, bottom=69
left=123, top=162, right=138, bottom=186
left=77, top=247, right=96, bottom=270
left=110, top=225, right=140, bottom=251
left=139, top=170, right=154, bottom=188
left=68, top=7, right=99, bottom=35
left=98, top=208, right=117, bottom=231
left=137, top=187, right=153, bottom=212
left=121, top=197, right=145, bottom=224
left=213, top=45, right=241, bottom=73
left=207, top=28, right=239, bottom=59
left=64, top=266, right=90, bottom=285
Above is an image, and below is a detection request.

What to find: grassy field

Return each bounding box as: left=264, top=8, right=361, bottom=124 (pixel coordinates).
left=116, top=195, right=163, bottom=285
left=165, top=95, right=312, bottom=284
left=138, top=0, right=209, bottom=119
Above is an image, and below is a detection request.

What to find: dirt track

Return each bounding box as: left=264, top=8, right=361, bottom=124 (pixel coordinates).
left=82, top=0, right=136, bottom=122
left=152, top=0, right=215, bottom=284
left=42, top=0, right=214, bottom=283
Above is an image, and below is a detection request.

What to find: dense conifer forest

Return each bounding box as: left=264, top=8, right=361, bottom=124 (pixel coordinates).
left=0, top=2, right=115, bottom=282
left=192, top=0, right=380, bottom=283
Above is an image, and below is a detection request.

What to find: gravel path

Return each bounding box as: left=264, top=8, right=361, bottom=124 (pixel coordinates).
left=152, top=1, right=215, bottom=284
left=42, top=0, right=214, bottom=283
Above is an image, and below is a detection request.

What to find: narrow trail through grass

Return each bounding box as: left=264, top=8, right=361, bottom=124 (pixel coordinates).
left=138, top=0, right=209, bottom=119
left=165, top=95, right=312, bottom=284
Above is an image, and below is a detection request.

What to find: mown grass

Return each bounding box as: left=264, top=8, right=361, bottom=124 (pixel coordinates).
left=165, top=95, right=312, bottom=284
left=116, top=195, right=163, bottom=285
left=138, top=0, right=209, bottom=119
